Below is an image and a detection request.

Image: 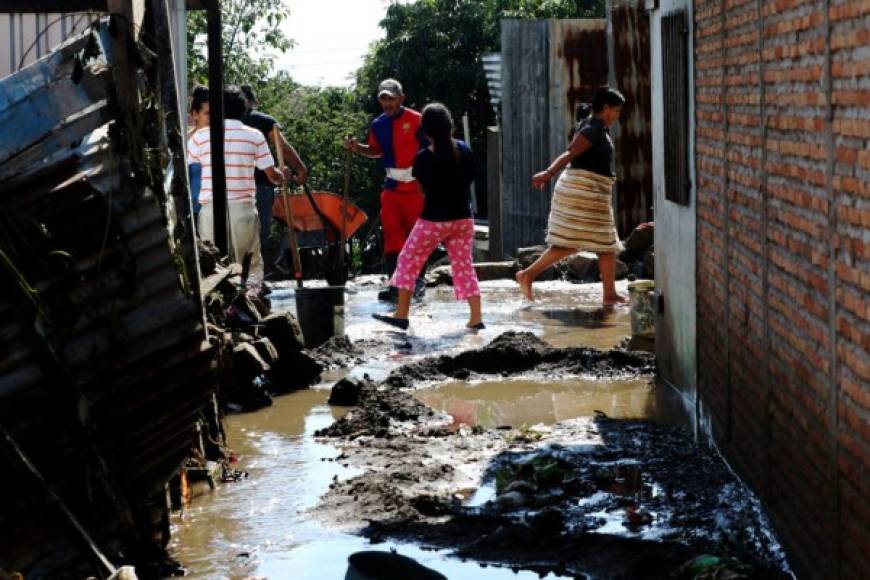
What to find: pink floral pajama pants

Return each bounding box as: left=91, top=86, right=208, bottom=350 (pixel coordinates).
left=390, top=218, right=480, bottom=300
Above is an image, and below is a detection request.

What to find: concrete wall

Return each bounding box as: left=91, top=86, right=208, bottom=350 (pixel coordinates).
left=650, top=0, right=698, bottom=430
left=692, top=0, right=869, bottom=578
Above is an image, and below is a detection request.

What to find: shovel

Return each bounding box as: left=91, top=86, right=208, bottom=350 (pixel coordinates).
left=273, top=125, right=304, bottom=288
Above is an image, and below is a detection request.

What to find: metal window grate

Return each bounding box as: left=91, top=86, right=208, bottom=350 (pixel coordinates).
left=662, top=9, right=690, bottom=205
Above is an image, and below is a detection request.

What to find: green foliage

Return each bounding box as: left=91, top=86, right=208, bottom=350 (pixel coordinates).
left=187, top=0, right=294, bottom=86
left=354, top=0, right=606, bottom=152
left=271, top=86, right=381, bottom=216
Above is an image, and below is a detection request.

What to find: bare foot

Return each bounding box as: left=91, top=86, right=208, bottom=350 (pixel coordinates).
left=603, top=293, right=629, bottom=305
left=515, top=270, right=534, bottom=301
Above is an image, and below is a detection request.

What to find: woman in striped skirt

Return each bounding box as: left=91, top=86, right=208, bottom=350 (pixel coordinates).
left=515, top=86, right=628, bottom=305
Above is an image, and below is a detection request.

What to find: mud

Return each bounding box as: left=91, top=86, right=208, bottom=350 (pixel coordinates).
left=384, top=331, right=655, bottom=389
left=315, top=377, right=440, bottom=438
left=310, top=335, right=366, bottom=369
left=313, top=332, right=789, bottom=579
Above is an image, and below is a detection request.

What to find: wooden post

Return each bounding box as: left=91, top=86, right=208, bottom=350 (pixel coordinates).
left=273, top=126, right=304, bottom=287
left=206, top=0, right=228, bottom=256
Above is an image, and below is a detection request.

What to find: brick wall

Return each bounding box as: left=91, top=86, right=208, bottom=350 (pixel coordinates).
left=693, top=0, right=868, bottom=578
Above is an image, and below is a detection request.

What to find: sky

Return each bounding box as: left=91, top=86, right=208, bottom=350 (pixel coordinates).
left=277, top=0, right=397, bottom=87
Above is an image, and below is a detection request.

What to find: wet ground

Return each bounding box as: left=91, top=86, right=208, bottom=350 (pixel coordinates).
left=169, top=277, right=790, bottom=579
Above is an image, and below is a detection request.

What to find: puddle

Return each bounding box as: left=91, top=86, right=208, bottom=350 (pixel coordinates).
left=416, top=377, right=655, bottom=429
left=171, top=278, right=638, bottom=577
left=169, top=386, right=572, bottom=579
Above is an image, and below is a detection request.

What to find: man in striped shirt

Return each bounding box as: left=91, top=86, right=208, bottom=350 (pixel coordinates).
left=187, top=85, right=292, bottom=285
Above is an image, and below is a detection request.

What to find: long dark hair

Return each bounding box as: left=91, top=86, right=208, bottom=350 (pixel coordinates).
left=421, top=103, right=458, bottom=169
left=570, top=85, right=625, bottom=137
left=190, top=84, right=209, bottom=113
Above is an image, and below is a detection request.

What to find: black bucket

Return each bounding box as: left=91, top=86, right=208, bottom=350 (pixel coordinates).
left=344, top=551, right=447, bottom=580
left=295, top=286, right=345, bottom=348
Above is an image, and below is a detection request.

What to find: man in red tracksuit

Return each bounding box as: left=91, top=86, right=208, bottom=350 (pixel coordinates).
left=344, top=79, right=428, bottom=301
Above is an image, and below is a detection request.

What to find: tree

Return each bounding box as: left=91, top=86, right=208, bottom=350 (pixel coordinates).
left=186, top=0, right=293, bottom=87
left=353, top=0, right=606, bottom=214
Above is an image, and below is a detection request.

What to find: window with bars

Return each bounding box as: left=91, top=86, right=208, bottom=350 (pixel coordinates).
left=662, top=9, right=691, bottom=205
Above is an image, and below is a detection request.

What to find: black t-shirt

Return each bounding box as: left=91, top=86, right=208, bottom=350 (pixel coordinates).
left=412, top=140, right=475, bottom=222
left=570, top=117, right=614, bottom=177
left=243, top=110, right=279, bottom=186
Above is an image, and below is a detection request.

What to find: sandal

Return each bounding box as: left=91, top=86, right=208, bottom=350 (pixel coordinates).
left=372, top=313, right=409, bottom=330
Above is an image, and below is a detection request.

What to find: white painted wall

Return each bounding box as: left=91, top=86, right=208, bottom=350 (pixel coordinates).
left=649, top=0, right=698, bottom=431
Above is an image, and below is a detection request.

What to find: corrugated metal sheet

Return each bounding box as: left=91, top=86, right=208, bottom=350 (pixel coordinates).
left=0, top=17, right=216, bottom=575
left=499, top=19, right=608, bottom=257
left=0, top=12, right=100, bottom=79
left=482, top=52, right=502, bottom=112
left=608, top=0, right=654, bottom=232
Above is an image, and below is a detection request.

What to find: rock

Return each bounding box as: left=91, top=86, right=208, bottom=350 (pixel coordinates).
left=643, top=248, right=654, bottom=279
left=250, top=337, right=278, bottom=365
left=566, top=251, right=599, bottom=279
left=615, top=259, right=629, bottom=280
left=473, top=261, right=517, bottom=281
left=515, top=246, right=559, bottom=281
left=623, top=506, right=653, bottom=528
left=197, top=240, right=222, bottom=276
left=503, top=480, right=539, bottom=495
left=260, top=313, right=305, bottom=356
left=528, top=506, right=565, bottom=533
left=567, top=252, right=628, bottom=281
left=426, top=265, right=453, bottom=286
left=494, top=490, right=527, bottom=510
left=269, top=351, right=323, bottom=393
left=232, top=343, right=270, bottom=382
left=516, top=245, right=547, bottom=268
left=328, top=377, right=362, bottom=406
left=225, top=294, right=262, bottom=328
left=624, top=222, right=654, bottom=254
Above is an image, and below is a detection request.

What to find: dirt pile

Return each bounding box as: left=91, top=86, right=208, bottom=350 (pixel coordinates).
left=315, top=377, right=439, bottom=438
left=310, top=335, right=366, bottom=369
left=384, top=331, right=655, bottom=388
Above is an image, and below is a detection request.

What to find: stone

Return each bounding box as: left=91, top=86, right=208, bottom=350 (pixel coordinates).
left=528, top=506, right=565, bottom=533
left=250, top=337, right=278, bottom=365
left=494, top=490, right=527, bottom=510
left=503, top=480, right=539, bottom=495
left=328, top=377, right=362, bottom=406
left=260, top=312, right=305, bottom=356
left=225, top=294, right=262, bottom=329
left=473, top=261, right=517, bottom=281
left=516, top=245, right=547, bottom=268
left=624, top=222, right=655, bottom=254
left=232, top=343, right=270, bottom=383
left=566, top=251, right=599, bottom=279
left=426, top=265, right=453, bottom=286
left=615, top=259, right=629, bottom=280
left=515, top=246, right=559, bottom=280
left=269, top=351, right=323, bottom=393
left=197, top=240, right=222, bottom=277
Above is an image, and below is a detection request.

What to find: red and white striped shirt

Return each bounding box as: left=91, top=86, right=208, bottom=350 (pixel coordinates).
left=187, top=119, right=275, bottom=203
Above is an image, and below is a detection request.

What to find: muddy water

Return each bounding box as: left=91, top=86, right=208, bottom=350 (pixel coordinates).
left=416, top=376, right=655, bottom=429
left=171, top=279, right=633, bottom=578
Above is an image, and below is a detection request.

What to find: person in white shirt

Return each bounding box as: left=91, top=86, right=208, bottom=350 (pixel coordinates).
left=187, top=85, right=292, bottom=285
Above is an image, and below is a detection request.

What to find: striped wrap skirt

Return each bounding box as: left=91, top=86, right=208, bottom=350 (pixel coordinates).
left=545, top=168, right=622, bottom=253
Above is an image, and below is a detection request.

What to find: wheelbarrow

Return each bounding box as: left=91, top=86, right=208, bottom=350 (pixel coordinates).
left=271, top=184, right=367, bottom=285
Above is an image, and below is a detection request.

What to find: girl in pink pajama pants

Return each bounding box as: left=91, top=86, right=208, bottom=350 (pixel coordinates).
left=372, top=103, right=484, bottom=331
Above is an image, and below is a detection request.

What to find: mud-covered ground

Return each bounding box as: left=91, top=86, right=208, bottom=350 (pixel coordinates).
left=313, top=332, right=791, bottom=580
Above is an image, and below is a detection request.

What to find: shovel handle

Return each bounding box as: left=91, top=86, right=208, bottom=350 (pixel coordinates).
left=273, top=126, right=304, bottom=287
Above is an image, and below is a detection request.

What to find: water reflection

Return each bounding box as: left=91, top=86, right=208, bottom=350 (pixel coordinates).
left=416, top=377, right=655, bottom=429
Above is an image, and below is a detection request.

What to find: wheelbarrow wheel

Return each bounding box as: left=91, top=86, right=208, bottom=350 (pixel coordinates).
left=324, top=242, right=349, bottom=286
